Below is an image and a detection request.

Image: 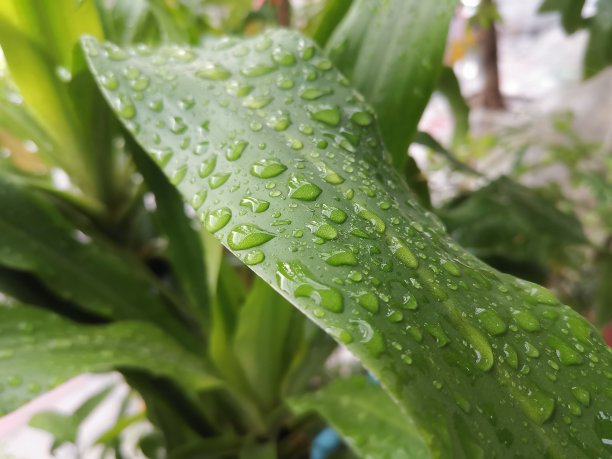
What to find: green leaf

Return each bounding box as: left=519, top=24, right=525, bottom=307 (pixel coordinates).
left=131, top=143, right=209, bottom=331
left=325, top=0, right=455, bottom=169
left=233, top=277, right=302, bottom=411
left=0, top=175, right=190, bottom=341
left=84, top=30, right=612, bottom=457
left=439, top=177, right=588, bottom=272
left=290, top=375, right=430, bottom=459
left=539, top=0, right=588, bottom=34
left=304, top=0, right=353, bottom=47
left=0, top=303, right=219, bottom=415
left=584, top=0, right=612, bottom=78
left=437, top=67, right=470, bottom=148
left=30, top=385, right=113, bottom=452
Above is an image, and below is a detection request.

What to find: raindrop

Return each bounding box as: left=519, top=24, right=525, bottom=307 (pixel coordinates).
left=388, top=237, right=417, bottom=268
left=240, top=196, right=270, bottom=213
left=250, top=158, right=287, bottom=178
left=244, top=250, right=265, bottom=265
left=308, top=104, right=341, bottom=126
left=199, top=156, right=217, bottom=178
left=204, top=207, right=232, bottom=233
left=226, top=140, right=248, bottom=161
left=196, top=62, right=231, bottom=80
left=288, top=175, right=322, bottom=201
left=299, top=87, right=333, bottom=100
left=227, top=224, right=275, bottom=250
left=277, top=261, right=343, bottom=313
left=208, top=172, right=231, bottom=189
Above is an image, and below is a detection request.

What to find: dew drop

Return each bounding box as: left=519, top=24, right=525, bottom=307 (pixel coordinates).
left=208, top=172, right=231, bottom=189
left=355, top=292, right=379, bottom=313
left=241, top=63, right=277, bottom=77
left=322, top=205, right=347, bottom=223
left=240, top=196, right=270, bottom=213
left=307, top=104, right=341, bottom=126
left=350, top=111, right=373, bottom=126
left=388, top=237, right=417, bottom=268
left=476, top=308, right=507, bottom=336
left=199, top=156, right=217, bottom=178
left=277, top=261, right=344, bottom=313
left=243, top=95, right=273, bottom=109
left=226, top=140, right=248, bottom=161
left=272, top=46, right=296, bottom=66
left=227, top=224, right=275, bottom=250
left=250, top=159, right=287, bottom=178
left=204, top=207, right=231, bottom=233
left=288, top=175, right=322, bottom=201
left=196, top=62, right=231, bottom=80
left=170, top=164, right=188, bottom=185
left=548, top=335, right=583, bottom=366
left=299, top=87, right=333, bottom=100
left=244, top=250, right=265, bottom=265
left=514, top=310, right=541, bottom=332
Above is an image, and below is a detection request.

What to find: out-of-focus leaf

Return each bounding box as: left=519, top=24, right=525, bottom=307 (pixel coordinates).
left=290, top=376, right=430, bottom=459
left=413, top=131, right=479, bottom=177
left=584, top=0, right=612, bottom=78
left=595, top=249, right=612, bottom=326
left=233, top=278, right=301, bottom=411
left=85, top=31, right=612, bottom=457
left=30, top=385, right=113, bottom=452
left=0, top=303, right=219, bottom=415
left=437, top=67, right=470, bottom=147
left=305, top=0, right=353, bottom=47
left=131, top=143, right=209, bottom=331
left=539, top=0, right=588, bottom=34
left=0, top=175, right=189, bottom=340
left=240, top=441, right=277, bottom=459
left=325, top=0, right=455, bottom=170
left=439, top=177, right=588, bottom=276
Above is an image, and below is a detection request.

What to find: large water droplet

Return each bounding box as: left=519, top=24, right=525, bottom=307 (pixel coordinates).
left=355, top=292, right=379, bottom=313
left=300, top=87, right=332, bottom=100
left=288, top=175, right=322, bottom=201
left=227, top=224, right=275, bottom=250
left=209, top=172, right=231, bottom=189
left=307, top=104, right=341, bottom=126
left=272, top=46, right=296, bottom=66
left=548, top=335, right=583, bottom=366
left=240, top=196, right=270, bottom=213
left=350, top=111, right=373, bottom=126
left=388, top=237, right=417, bottom=268
left=196, top=62, right=231, bottom=80
left=322, top=205, right=347, bottom=224
left=250, top=159, right=287, bottom=178
left=241, top=63, right=277, bottom=77
left=226, top=140, right=248, bottom=161
left=277, top=261, right=343, bottom=312
left=514, top=310, right=541, bottom=332
left=476, top=308, right=507, bottom=336
left=204, top=207, right=231, bottom=233
left=244, top=250, right=265, bottom=265
left=325, top=250, right=357, bottom=266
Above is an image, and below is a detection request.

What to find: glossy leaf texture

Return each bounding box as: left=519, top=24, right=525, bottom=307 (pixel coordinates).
left=0, top=175, right=191, bottom=342
left=83, top=30, right=612, bottom=457
left=290, top=375, right=430, bottom=459
left=324, top=0, right=455, bottom=169
left=0, top=302, right=219, bottom=416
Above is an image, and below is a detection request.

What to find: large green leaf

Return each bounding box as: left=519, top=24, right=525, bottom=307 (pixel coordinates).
left=83, top=30, right=612, bottom=457
left=0, top=175, right=189, bottom=341
left=324, top=0, right=455, bottom=169
left=539, top=0, right=588, bottom=34
left=0, top=303, right=219, bottom=416
left=290, top=375, right=430, bottom=459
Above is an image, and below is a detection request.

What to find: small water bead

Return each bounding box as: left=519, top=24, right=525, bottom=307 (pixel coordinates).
left=349, top=318, right=386, bottom=357
left=267, top=111, right=291, bottom=131
left=277, top=261, right=343, bottom=313
left=244, top=250, right=265, bottom=265
left=249, top=121, right=263, bottom=132
left=208, top=172, right=231, bottom=189
left=226, top=140, right=248, bottom=161
left=350, top=111, right=374, bottom=127
left=243, top=95, right=273, bottom=109
left=288, top=139, right=304, bottom=150
left=179, top=96, right=195, bottom=110
left=353, top=291, right=379, bottom=314
left=100, top=71, right=119, bottom=90
left=523, top=341, right=540, bottom=359
left=548, top=335, right=583, bottom=365
left=299, top=87, right=333, bottom=100
left=250, top=158, right=287, bottom=178
left=387, top=237, right=418, bottom=269
left=307, top=104, right=341, bottom=126
left=386, top=310, right=404, bottom=323
left=322, top=206, right=347, bottom=224
left=191, top=190, right=207, bottom=210
left=240, top=196, right=270, bottom=213
left=130, top=75, right=150, bottom=91
left=288, top=175, right=322, bottom=201
left=276, top=75, right=295, bottom=89
left=241, top=63, right=277, bottom=77
left=312, top=224, right=338, bottom=240
left=227, top=224, right=275, bottom=251
left=513, top=310, right=541, bottom=332
left=169, top=116, right=188, bottom=134
left=204, top=207, right=232, bottom=233
left=502, top=343, right=519, bottom=369
left=196, top=62, right=231, bottom=80
left=299, top=124, right=314, bottom=135
left=476, top=308, right=507, bottom=336
left=115, top=94, right=136, bottom=119
left=170, top=164, right=188, bottom=185
left=271, top=46, right=296, bottom=66
left=303, top=68, right=318, bottom=81
left=425, top=324, right=450, bottom=347
left=199, top=156, right=217, bottom=178
left=226, top=80, right=253, bottom=97
left=571, top=386, right=591, bottom=407
left=148, top=98, right=163, bottom=112
left=317, top=162, right=345, bottom=185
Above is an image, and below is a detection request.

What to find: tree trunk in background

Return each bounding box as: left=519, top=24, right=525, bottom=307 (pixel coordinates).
left=481, top=0, right=505, bottom=109
left=276, top=0, right=291, bottom=27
